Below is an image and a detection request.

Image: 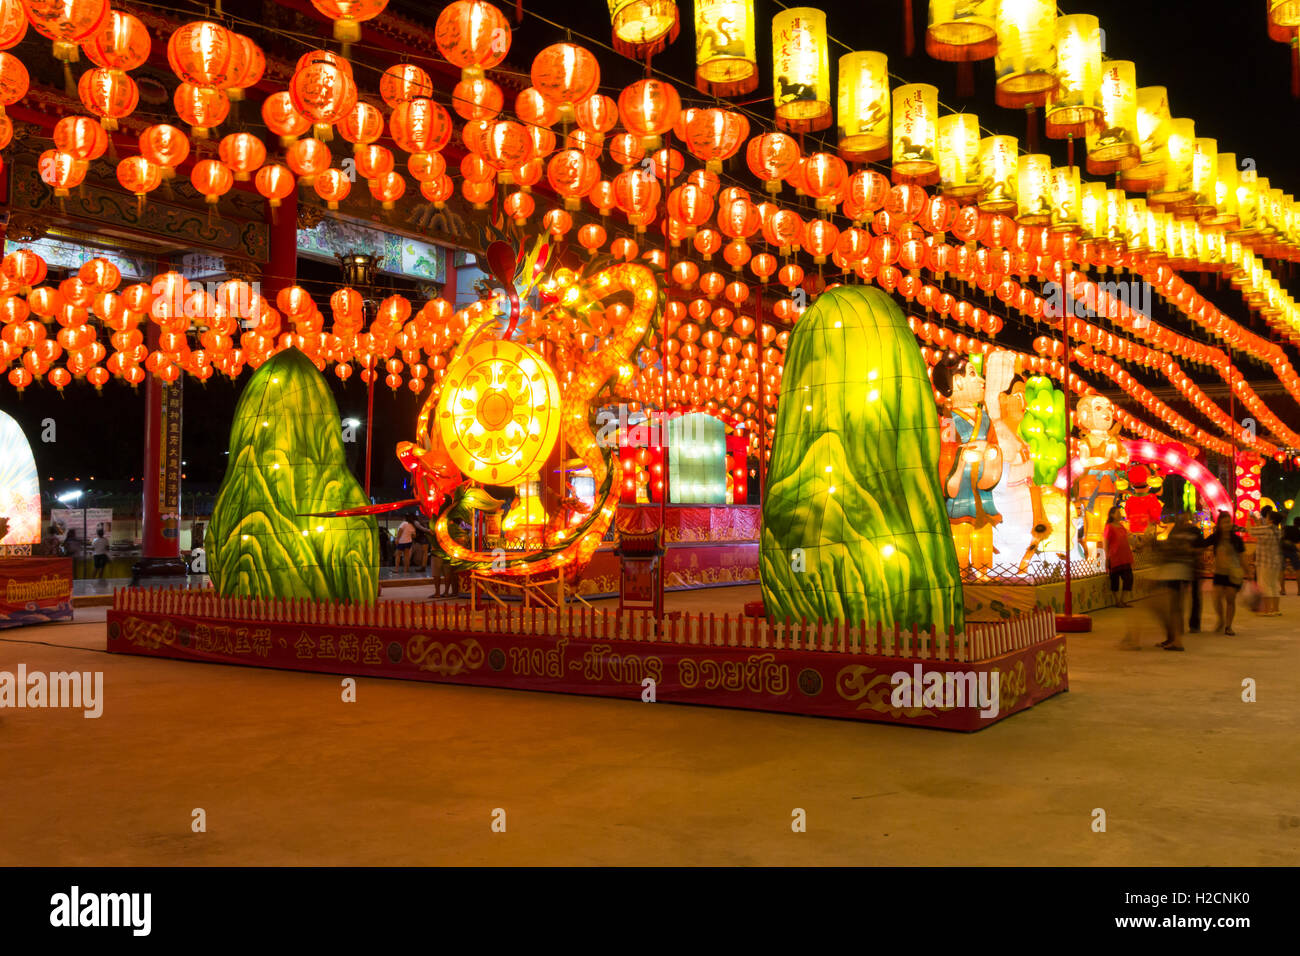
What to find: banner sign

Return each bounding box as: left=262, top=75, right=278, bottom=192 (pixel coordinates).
left=1, top=557, right=74, bottom=629
left=107, top=610, right=1068, bottom=731
left=160, top=382, right=183, bottom=540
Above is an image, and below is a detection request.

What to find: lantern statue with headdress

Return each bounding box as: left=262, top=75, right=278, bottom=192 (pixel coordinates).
left=1073, top=394, right=1129, bottom=561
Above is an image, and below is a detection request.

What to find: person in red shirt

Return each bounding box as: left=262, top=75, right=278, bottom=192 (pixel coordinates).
left=1104, top=506, right=1135, bottom=607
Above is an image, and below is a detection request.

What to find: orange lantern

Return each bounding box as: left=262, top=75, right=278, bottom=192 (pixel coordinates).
left=531, top=42, right=600, bottom=120
left=314, top=167, right=351, bottom=209
left=542, top=207, right=572, bottom=237
left=618, top=78, right=681, bottom=149
left=613, top=167, right=661, bottom=223
left=38, top=149, right=85, bottom=196
left=218, top=131, right=266, bottom=180
left=53, top=115, right=107, bottom=161
left=546, top=148, right=600, bottom=209
left=503, top=190, right=534, bottom=224
left=435, top=0, right=510, bottom=81
left=84, top=10, right=149, bottom=71
left=803, top=151, right=848, bottom=210
left=256, top=164, right=295, bottom=208
left=390, top=97, right=453, bottom=154
left=2, top=249, right=47, bottom=288
left=420, top=174, right=454, bottom=207
left=745, top=131, right=800, bottom=194
left=354, top=143, right=394, bottom=182
left=0, top=0, right=26, bottom=51
left=78, top=67, right=136, bottom=130
left=338, top=101, right=384, bottom=152
left=369, top=170, right=405, bottom=209
left=451, top=76, right=503, bottom=121
left=311, top=0, right=388, bottom=44
left=482, top=118, right=534, bottom=179
left=139, top=124, right=190, bottom=176
left=515, top=86, right=557, bottom=128
left=407, top=150, right=446, bottom=182
left=667, top=181, right=714, bottom=231
left=224, top=33, right=265, bottom=101
left=290, top=51, right=358, bottom=136
left=22, top=0, right=109, bottom=62
left=116, top=155, right=161, bottom=201
left=0, top=49, right=24, bottom=105
left=191, top=160, right=233, bottom=204
left=578, top=222, right=607, bottom=254
left=286, top=136, right=331, bottom=184
left=683, top=107, right=748, bottom=171
left=379, top=62, right=432, bottom=107
left=261, top=91, right=311, bottom=145
left=167, top=21, right=233, bottom=87
left=461, top=176, right=494, bottom=209
left=0, top=111, right=11, bottom=150
left=174, top=82, right=229, bottom=139
left=576, top=92, right=620, bottom=134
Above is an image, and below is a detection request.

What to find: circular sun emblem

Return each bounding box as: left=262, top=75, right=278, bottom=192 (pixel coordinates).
left=436, top=339, right=561, bottom=485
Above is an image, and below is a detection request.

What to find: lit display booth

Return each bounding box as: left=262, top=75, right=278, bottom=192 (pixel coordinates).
left=573, top=410, right=760, bottom=598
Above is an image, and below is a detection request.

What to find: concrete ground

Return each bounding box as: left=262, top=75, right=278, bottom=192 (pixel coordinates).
left=1, top=585, right=1297, bottom=866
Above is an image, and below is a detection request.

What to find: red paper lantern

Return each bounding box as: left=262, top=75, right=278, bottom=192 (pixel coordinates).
left=314, top=167, right=352, bottom=209
left=0, top=0, right=26, bottom=51
left=451, top=76, right=503, bottom=121
left=745, top=132, right=800, bottom=194
left=419, top=174, right=454, bottom=206
left=338, top=101, right=384, bottom=151
left=311, top=0, right=388, bottom=44
left=515, top=86, right=557, bottom=128
left=53, top=115, right=106, bottom=161
left=531, top=42, right=600, bottom=119
left=22, top=0, right=109, bottom=61
left=0, top=49, right=24, bottom=106
left=435, top=0, right=509, bottom=80
left=168, top=20, right=233, bottom=87
left=190, top=159, right=233, bottom=204
left=218, top=131, right=266, bottom=180
left=290, top=51, right=358, bottom=134
left=379, top=63, right=432, bottom=107
left=78, top=67, right=136, bottom=130
left=255, top=163, right=295, bottom=208
left=390, top=97, right=453, bottom=154
left=683, top=108, right=749, bottom=171
left=618, top=78, right=681, bottom=148
left=575, top=92, right=619, bottom=134
left=39, top=148, right=85, bottom=196
left=174, top=82, right=229, bottom=138
left=138, top=124, right=190, bottom=175
left=286, top=136, right=331, bottom=184
left=546, top=148, right=600, bottom=209
left=261, top=91, right=311, bottom=144
left=369, top=170, right=405, bottom=209
left=84, top=10, right=149, bottom=71
left=354, top=144, right=394, bottom=182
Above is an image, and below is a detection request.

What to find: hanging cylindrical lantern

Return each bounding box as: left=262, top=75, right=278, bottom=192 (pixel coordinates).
left=1190, top=137, right=1217, bottom=218
left=993, top=0, right=1056, bottom=108
left=1119, top=86, right=1171, bottom=192
left=531, top=43, right=600, bottom=121
left=683, top=107, right=748, bottom=171
left=937, top=112, right=979, bottom=199
left=890, top=82, right=938, bottom=185
left=608, top=0, right=679, bottom=58
left=435, top=0, right=509, bottom=81
left=837, top=51, right=889, bottom=163
left=1047, top=14, right=1101, bottom=139
left=926, top=0, right=996, bottom=61
left=78, top=67, right=137, bottom=130
left=1150, top=117, right=1194, bottom=206
left=1049, top=165, right=1080, bottom=232
left=771, top=7, right=831, bottom=133
left=1124, top=196, right=1147, bottom=251
left=694, top=0, right=757, bottom=96
left=977, top=134, right=1017, bottom=213
left=1205, top=152, right=1239, bottom=228
left=1085, top=59, right=1139, bottom=175
left=1080, top=181, right=1107, bottom=239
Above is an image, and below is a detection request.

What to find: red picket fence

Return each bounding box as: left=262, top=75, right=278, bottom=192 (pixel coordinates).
left=112, top=587, right=1057, bottom=663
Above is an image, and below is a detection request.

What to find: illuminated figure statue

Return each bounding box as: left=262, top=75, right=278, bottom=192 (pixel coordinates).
left=987, top=351, right=1051, bottom=574
left=1074, top=395, right=1130, bottom=560
left=1122, top=465, right=1163, bottom=534
left=935, top=352, right=1004, bottom=573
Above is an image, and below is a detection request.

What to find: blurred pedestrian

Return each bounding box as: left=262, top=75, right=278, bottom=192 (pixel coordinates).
left=1282, top=517, right=1300, bottom=596
left=91, top=530, right=110, bottom=579
left=1104, top=506, right=1134, bottom=608
left=1251, top=508, right=1283, bottom=616
left=394, top=515, right=416, bottom=570
left=1151, top=513, right=1197, bottom=650
left=1197, top=511, right=1245, bottom=635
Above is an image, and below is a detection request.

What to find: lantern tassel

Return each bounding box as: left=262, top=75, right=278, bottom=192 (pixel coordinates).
left=956, top=62, right=974, bottom=98
left=1291, top=36, right=1299, bottom=99
left=63, top=62, right=75, bottom=98
left=903, top=0, right=915, bottom=56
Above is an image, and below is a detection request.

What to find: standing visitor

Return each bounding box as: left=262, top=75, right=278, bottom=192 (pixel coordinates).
left=1197, top=511, right=1246, bottom=635
left=1250, top=509, right=1283, bottom=616
left=1104, top=506, right=1134, bottom=608
left=394, top=515, right=416, bottom=570
left=1151, top=513, right=1197, bottom=650
left=1282, top=517, right=1300, bottom=596
left=91, top=530, right=110, bottom=579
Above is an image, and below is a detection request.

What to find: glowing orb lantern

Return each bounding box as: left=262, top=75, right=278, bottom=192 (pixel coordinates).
left=837, top=51, right=889, bottom=163
left=694, top=0, right=756, bottom=95
left=290, top=51, right=358, bottom=139
left=531, top=43, right=599, bottom=122
left=0, top=0, right=26, bottom=51
left=21, top=0, right=109, bottom=62
left=167, top=20, right=233, bottom=87
left=84, top=10, right=150, bottom=71
left=78, top=67, right=137, bottom=130
left=137, top=125, right=188, bottom=177
left=311, top=0, right=388, bottom=45
left=993, top=0, right=1056, bottom=108
left=380, top=63, right=432, bottom=106
left=618, top=78, right=681, bottom=150
left=435, top=0, right=509, bottom=81
left=771, top=6, right=830, bottom=133
left=436, top=339, right=562, bottom=486
left=608, top=0, right=678, bottom=58
left=683, top=107, right=748, bottom=171
left=746, top=131, right=800, bottom=194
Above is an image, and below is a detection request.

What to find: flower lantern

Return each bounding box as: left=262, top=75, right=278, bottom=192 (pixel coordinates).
left=618, top=78, right=681, bottom=150
left=891, top=82, right=938, bottom=185
left=771, top=7, right=831, bottom=133
left=546, top=148, right=600, bottom=209
left=977, top=134, right=1017, bottom=213
left=683, top=107, right=748, bottom=171
left=837, top=51, right=889, bottom=162
left=993, top=0, right=1056, bottom=108
left=531, top=42, right=599, bottom=121
left=380, top=63, right=432, bottom=106
left=255, top=163, right=295, bottom=208
left=1085, top=60, right=1139, bottom=175
left=174, top=82, right=228, bottom=139
left=78, top=67, right=137, bottom=130
left=608, top=0, right=679, bottom=58
left=311, top=0, right=388, bottom=45
left=218, top=132, right=266, bottom=181
left=21, top=0, right=109, bottom=62
left=694, top=0, right=757, bottom=96
left=262, top=91, right=311, bottom=145
left=84, top=10, right=149, bottom=71
left=435, top=1, right=509, bottom=81
left=1150, top=117, right=1195, bottom=206
left=937, top=113, right=979, bottom=199
left=1047, top=14, right=1101, bottom=139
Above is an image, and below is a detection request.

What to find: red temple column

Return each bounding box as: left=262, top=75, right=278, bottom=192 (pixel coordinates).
left=262, top=187, right=298, bottom=306
left=133, top=324, right=186, bottom=582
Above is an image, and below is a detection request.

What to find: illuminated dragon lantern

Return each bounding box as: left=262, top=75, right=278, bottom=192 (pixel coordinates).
left=351, top=237, right=662, bottom=579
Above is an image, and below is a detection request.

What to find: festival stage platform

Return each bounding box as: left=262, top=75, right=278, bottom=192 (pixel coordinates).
left=106, top=587, right=1067, bottom=732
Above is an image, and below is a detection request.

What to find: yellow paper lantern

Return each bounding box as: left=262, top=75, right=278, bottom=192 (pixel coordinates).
left=937, top=112, right=980, bottom=199
left=1016, top=153, right=1051, bottom=225
left=772, top=7, right=831, bottom=133
left=1206, top=151, right=1240, bottom=228
left=694, top=0, right=757, bottom=96
left=436, top=339, right=562, bottom=486
left=1191, top=137, right=1217, bottom=217
left=890, top=82, right=938, bottom=184
left=1234, top=174, right=1261, bottom=235
left=977, top=134, right=1017, bottom=213
left=1046, top=14, right=1101, bottom=139
left=993, top=0, right=1057, bottom=108
left=608, top=0, right=679, bottom=58
left=1086, top=59, right=1139, bottom=175
left=925, top=0, right=996, bottom=61
left=1080, top=181, right=1107, bottom=240
left=1119, top=86, right=1171, bottom=192
left=1150, top=117, right=1194, bottom=206
left=1050, top=165, right=1080, bottom=232
left=836, top=51, right=889, bottom=163
left=1104, top=188, right=1127, bottom=243
left=1125, top=196, right=1148, bottom=251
